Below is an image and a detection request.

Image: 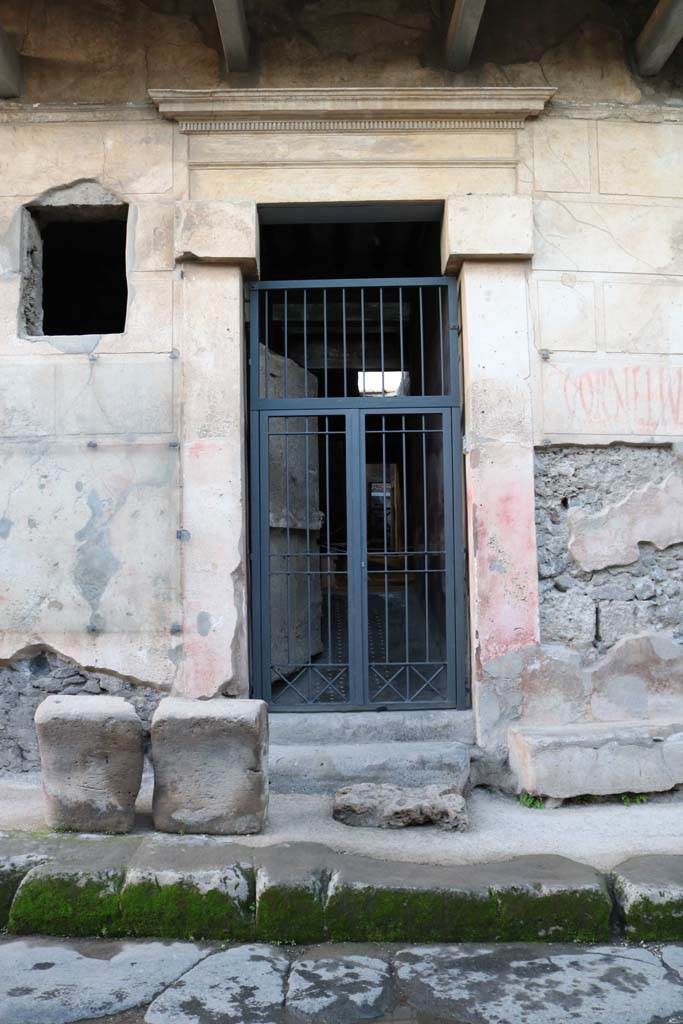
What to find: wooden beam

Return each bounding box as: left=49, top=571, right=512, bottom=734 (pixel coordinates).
left=212, top=0, right=249, bottom=73
left=635, top=0, right=683, bottom=75
left=0, top=24, right=20, bottom=98
left=445, top=0, right=487, bottom=72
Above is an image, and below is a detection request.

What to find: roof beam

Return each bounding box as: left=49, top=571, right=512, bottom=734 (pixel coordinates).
left=0, top=23, right=20, bottom=97
left=212, top=0, right=249, bottom=73
left=445, top=0, right=487, bottom=72
left=635, top=0, right=683, bottom=75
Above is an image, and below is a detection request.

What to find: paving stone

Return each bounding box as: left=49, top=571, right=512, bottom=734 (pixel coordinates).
left=144, top=944, right=289, bottom=1024
left=394, top=943, right=683, bottom=1024
left=0, top=937, right=205, bottom=1024
left=120, top=836, right=255, bottom=940
left=612, top=855, right=683, bottom=942
left=287, top=949, right=391, bottom=1023
left=333, top=783, right=468, bottom=831
left=0, top=837, right=54, bottom=928
left=255, top=843, right=328, bottom=944
left=35, top=695, right=144, bottom=833
left=151, top=698, right=268, bottom=835
left=324, top=854, right=611, bottom=943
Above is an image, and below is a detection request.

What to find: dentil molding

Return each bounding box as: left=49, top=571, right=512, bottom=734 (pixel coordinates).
left=149, top=86, right=556, bottom=133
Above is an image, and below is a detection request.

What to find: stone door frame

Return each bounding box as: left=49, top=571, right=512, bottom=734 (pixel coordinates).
left=155, top=86, right=553, bottom=741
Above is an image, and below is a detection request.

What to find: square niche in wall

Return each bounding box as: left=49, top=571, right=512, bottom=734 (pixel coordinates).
left=21, top=182, right=129, bottom=338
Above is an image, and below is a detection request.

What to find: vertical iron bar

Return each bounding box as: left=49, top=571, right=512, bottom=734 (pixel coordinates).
left=360, top=289, right=366, bottom=393
left=305, top=416, right=312, bottom=693
left=264, top=291, right=269, bottom=399
left=438, top=286, right=445, bottom=396
left=398, top=286, right=404, bottom=386
left=380, top=286, right=385, bottom=394
left=382, top=414, right=389, bottom=665
left=421, top=412, right=430, bottom=663
left=323, top=289, right=328, bottom=400
left=285, top=421, right=291, bottom=668
left=260, top=415, right=272, bottom=703
left=342, top=287, right=347, bottom=398
left=402, top=414, right=409, bottom=669
left=325, top=416, right=332, bottom=682
left=284, top=290, right=289, bottom=399
left=303, top=288, right=308, bottom=398
left=419, top=286, right=425, bottom=396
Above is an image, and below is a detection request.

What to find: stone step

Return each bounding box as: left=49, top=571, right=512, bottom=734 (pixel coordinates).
left=268, top=740, right=471, bottom=794
left=508, top=719, right=683, bottom=799
left=268, top=709, right=475, bottom=746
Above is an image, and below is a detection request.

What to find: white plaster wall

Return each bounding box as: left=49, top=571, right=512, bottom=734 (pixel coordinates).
left=0, top=112, right=186, bottom=688
left=529, top=114, right=683, bottom=444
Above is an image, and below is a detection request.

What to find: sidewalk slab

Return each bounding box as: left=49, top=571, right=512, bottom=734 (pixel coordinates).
left=612, top=855, right=683, bottom=942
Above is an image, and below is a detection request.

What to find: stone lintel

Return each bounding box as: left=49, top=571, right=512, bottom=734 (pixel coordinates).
left=441, top=194, right=534, bottom=273
left=149, top=86, right=556, bottom=133
left=175, top=199, right=259, bottom=276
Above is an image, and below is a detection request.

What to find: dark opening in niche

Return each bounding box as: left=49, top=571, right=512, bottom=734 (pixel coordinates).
left=41, top=219, right=128, bottom=336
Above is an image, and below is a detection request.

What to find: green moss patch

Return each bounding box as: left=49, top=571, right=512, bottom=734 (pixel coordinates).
left=621, top=897, right=683, bottom=942
left=120, top=878, right=255, bottom=941
left=495, top=888, right=611, bottom=943
left=325, top=885, right=611, bottom=943
left=256, top=883, right=326, bottom=944
left=8, top=871, right=125, bottom=938
left=0, top=866, right=32, bottom=929
left=326, top=886, right=501, bottom=943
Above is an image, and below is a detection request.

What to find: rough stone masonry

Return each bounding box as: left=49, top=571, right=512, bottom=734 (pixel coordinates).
left=0, top=650, right=161, bottom=774
left=535, top=444, right=683, bottom=653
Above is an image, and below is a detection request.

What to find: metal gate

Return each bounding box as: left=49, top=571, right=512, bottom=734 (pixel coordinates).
left=249, top=277, right=467, bottom=710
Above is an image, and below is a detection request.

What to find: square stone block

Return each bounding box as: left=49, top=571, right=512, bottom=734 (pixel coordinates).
left=151, top=698, right=269, bottom=835
left=34, top=695, right=144, bottom=833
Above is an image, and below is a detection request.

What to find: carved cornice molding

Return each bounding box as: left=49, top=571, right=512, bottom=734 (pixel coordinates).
left=149, top=86, right=556, bottom=134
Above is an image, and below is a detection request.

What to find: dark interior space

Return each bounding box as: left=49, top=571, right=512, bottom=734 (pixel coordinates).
left=260, top=206, right=442, bottom=280
left=41, top=219, right=128, bottom=336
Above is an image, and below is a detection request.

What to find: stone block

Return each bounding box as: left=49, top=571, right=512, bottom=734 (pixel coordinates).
left=325, top=854, right=610, bottom=943
left=568, top=473, right=683, bottom=571
left=588, top=633, right=683, bottom=722
left=35, top=695, right=144, bottom=833
left=174, top=199, right=259, bottom=275
left=603, top=281, right=683, bottom=355
left=255, top=843, right=328, bottom=944
left=442, top=194, right=533, bottom=272
left=536, top=277, right=597, bottom=352
left=55, top=355, right=175, bottom=436
left=532, top=119, right=591, bottom=193
left=597, top=122, right=683, bottom=200
left=8, top=840, right=138, bottom=936
left=121, top=837, right=254, bottom=939
left=612, top=856, right=683, bottom=942
left=508, top=720, right=683, bottom=799
left=151, top=698, right=268, bottom=834
left=333, top=783, right=468, bottom=831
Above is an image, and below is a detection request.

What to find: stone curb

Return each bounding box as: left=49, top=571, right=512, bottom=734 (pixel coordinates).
left=1, top=835, right=681, bottom=943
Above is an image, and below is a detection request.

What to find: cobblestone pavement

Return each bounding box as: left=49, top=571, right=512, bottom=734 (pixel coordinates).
left=1, top=938, right=682, bottom=1024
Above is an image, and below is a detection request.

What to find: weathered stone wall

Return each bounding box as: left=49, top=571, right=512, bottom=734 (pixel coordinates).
left=0, top=651, right=161, bottom=773
left=536, top=445, right=683, bottom=653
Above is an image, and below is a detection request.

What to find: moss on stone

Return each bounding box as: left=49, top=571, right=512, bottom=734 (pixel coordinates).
left=8, top=872, right=125, bottom=938
left=325, top=886, right=501, bottom=943
left=0, top=866, right=29, bottom=929
left=622, top=897, right=683, bottom=942
left=496, top=888, right=611, bottom=943
left=256, top=884, right=326, bottom=944
left=119, top=879, right=254, bottom=941
left=325, top=885, right=611, bottom=943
